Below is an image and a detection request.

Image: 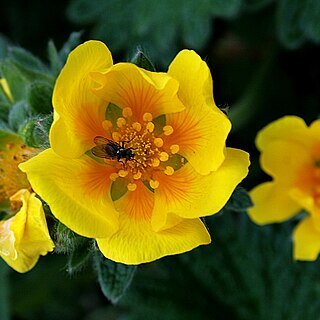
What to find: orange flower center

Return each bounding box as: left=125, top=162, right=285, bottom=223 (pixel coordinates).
left=0, top=143, right=36, bottom=205
left=93, top=107, right=184, bottom=192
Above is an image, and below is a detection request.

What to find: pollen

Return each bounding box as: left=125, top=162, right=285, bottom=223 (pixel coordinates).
left=116, top=117, right=126, bottom=128
left=163, top=125, right=174, bottom=136
left=170, top=144, right=179, bottom=154
left=146, top=122, right=155, bottom=132
left=102, top=120, right=113, bottom=130
left=118, top=169, right=129, bottom=177
left=159, top=152, right=169, bottom=162
left=154, top=138, right=164, bottom=147
left=109, top=172, right=119, bottom=181
left=133, top=171, right=142, bottom=180
left=164, top=166, right=174, bottom=176
left=132, top=122, right=142, bottom=132
left=122, top=107, right=133, bottom=118
left=151, top=158, right=160, bottom=167
left=143, top=112, right=153, bottom=122
left=149, top=179, right=160, bottom=189
left=112, top=131, right=121, bottom=141
left=127, top=183, right=137, bottom=191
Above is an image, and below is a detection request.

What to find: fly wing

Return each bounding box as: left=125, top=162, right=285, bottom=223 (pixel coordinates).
left=91, top=145, right=109, bottom=158
left=94, top=136, right=111, bottom=145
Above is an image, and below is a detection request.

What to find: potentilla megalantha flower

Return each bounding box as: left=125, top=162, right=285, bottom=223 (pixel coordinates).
left=0, top=135, right=54, bottom=272
left=0, top=189, right=54, bottom=273
left=248, top=116, right=320, bottom=261
left=20, top=41, right=249, bottom=264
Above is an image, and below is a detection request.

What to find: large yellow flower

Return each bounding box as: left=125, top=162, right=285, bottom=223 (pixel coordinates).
left=248, top=116, right=320, bottom=261
left=20, top=41, right=249, bottom=264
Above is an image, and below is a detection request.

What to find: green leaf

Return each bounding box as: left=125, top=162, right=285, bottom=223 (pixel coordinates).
left=0, top=60, right=29, bottom=102
left=300, top=0, right=320, bottom=43
left=27, top=81, right=53, bottom=114
left=8, top=47, right=53, bottom=83
left=66, top=237, right=93, bottom=275
left=276, top=0, right=306, bottom=49
left=47, top=40, right=63, bottom=76
left=209, top=0, right=242, bottom=18
left=19, top=113, right=53, bottom=148
left=130, top=49, right=156, bottom=71
left=8, top=100, right=31, bottom=132
left=0, top=261, right=9, bottom=320
left=94, top=251, right=137, bottom=304
left=225, top=186, right=253, bottom=212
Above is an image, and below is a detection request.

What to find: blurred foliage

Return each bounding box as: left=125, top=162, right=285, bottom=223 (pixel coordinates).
left=0, top=0, right=320, bottom=319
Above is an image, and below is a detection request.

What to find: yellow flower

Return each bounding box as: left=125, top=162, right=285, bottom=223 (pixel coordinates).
left=0, top=189, right=54, bottom=273
left=20, top=41, right=249, bottom=264
left=0, top=135, right=54, bottom=272
left=248, top=116, right=320, bottom=261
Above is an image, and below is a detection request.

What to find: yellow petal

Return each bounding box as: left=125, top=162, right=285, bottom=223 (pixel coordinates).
left=248, top=182, right=301, bottom=225
left=165, top=106, right=231, bottom=175
left=151, top=148, right=249, bottom=231
left=165, top=51, right=231, bottom=175
left=97, top=216, right=210, bottom=265
left=293, top=217, right=320, bottom=261
left=50, top=40, right=113, bottom=158
left=168, top=49, right=220, bottom=112
left=256, top=116, right=309, bottom=151
left=260, top=140, right=311, bottom=184
left=91, top=63, right=185, bottom=122
left=19, top=149, right=119, bottom=238
left=0, top=189, right=54, bottom=273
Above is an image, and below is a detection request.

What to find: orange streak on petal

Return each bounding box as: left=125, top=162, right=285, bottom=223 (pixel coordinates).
left=114, top=180, right=154, bottom=221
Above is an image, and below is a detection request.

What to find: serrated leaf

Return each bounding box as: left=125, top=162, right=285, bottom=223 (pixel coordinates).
left=94, top=251, right=137, bottom=304
left=27, top=81, right=53, bottom=114
left=130, top=49, right=156, bottom=71
left=8, top=101, right=31, bottom=132
left=225, top=186, right=253, bottom=212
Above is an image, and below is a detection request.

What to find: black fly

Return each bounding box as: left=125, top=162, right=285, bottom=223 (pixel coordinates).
left=91, top=136, right=135, bottom=162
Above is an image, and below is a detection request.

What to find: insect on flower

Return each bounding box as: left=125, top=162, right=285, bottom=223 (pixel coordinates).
left=91, top=136, right=135, bottom=162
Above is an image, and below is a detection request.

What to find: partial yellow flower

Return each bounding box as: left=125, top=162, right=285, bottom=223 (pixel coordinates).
left=20, top=41, right=249, bottom=265
left=0, top=135, right=54, bottom=272
left=0, top=189, right=54, bottom=273
left=248, top=116, right=320, bottom=261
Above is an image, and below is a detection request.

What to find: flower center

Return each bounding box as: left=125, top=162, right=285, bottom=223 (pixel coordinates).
left=93, top=106, right=183, bottom=192
left=0, top=143, right=36, bottom=203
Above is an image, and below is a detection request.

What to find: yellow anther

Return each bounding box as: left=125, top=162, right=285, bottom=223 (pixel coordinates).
left=133, top=171, right=142, bottom=180
left=170, top=144, right=180, bottom=154
left=143, top=112, right=153, bottom=122
left=132, top=122, right=142, bottom=132
left=146, top=122, right=155, bottom=132
left=127, top=183, right=137, bottom=191
left=159, top=152, right=169, bottom=162
left=149, top=179, right=160, bottom=189
left=112, top=131, right=121, bottom=142
left=116, top=117, right=126, bottom=128
left=122, top=107, right=133, bottom=118
left=109, top=173, right=119, bottom=181
left=151, top=158, right=160, bottom=167
left=154, top=137, right=164, bottom=147
left=164, top=166, right=174, bottom=176
left=163, top=125, right=174, bottom=136
left=118, top=169, right=129, bottom=177
left=102, top=120, right=113, bottom=130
